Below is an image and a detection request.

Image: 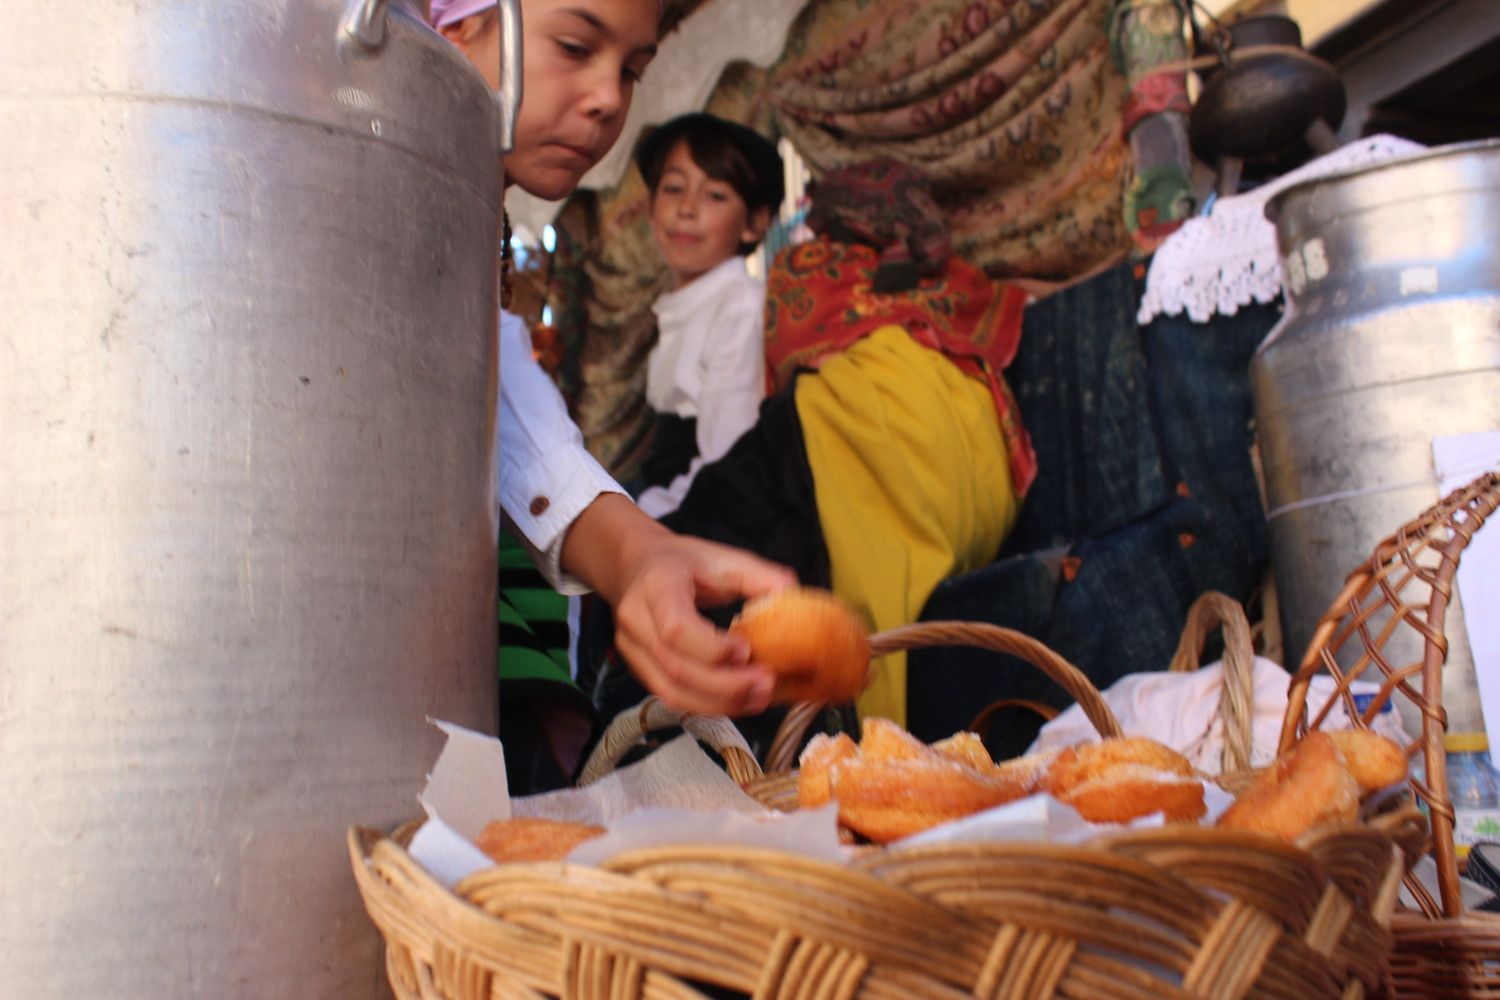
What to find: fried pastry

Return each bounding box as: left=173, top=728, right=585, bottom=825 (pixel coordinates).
left=1217, top=731, right=1360, bottom=842
left=475, top=817, right=605, bottom=863
left=1041, top=737, right=1195, bottom=797
left=859, top=716, right=932, bottom=763
left=1054, top=764, right=1207, bottom=823
left=730, top=588, right=870, bottom=703
left=930, top=731, right=995, bottom=771
left=830, top=755, right=1034, bottom=843
left=1328, top=729, right=1409, bottom=792
left=797, top=731, right=859, bottom=809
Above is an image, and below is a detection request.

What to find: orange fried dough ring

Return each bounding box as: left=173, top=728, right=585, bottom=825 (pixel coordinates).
left=992, top=749, right=1059, bottom=796
left=830, top=755, right=1034, bottom=843
left=1055, top=764, right=1207, bottom=824
left=797, top=732, right=859, bottom=809
left=1217, top=731, right=1360, bottom=842
left=475, top=817, right=605, bottom=863
left=729, top=588, right=871, bottom=703
left=859, top=717, right=932, bottom=763
left=1328, top=729, right=1409, bottom=792
left=930, top=731, right=995, bottom=771
left=1042, top=737, right=1195, bottom=797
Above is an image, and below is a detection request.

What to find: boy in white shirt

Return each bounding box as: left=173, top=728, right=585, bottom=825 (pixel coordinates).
left=632, top=114, right=783, bottom=518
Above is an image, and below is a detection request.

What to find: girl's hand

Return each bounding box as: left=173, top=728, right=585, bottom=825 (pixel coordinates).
left=560, top=494, right=796, bottom=716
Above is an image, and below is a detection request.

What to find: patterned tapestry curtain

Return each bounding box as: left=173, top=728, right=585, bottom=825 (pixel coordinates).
left=770, top=0, right=1131, bottom=280
left=554, top=0, right=1136, bottom=477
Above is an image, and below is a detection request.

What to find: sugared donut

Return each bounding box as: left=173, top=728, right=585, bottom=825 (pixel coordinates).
left=1328, top=729, right=1409, bottom=792
left=859, top=716, right=931, bottom=762
left=475, top=817, right=605, bottom=863
left=930, top=731, right=995, bottom=771
left=1217, top=731, right=1360, bottom=841
left=992, top=749, right=1059, bottom=795
left=1042, top=737, right=1195, bottom=797
left=1055, top=764, right=1207, bottom=824
left=729, top=588, right=870, bottom=703
left=797, top=732, right=859, bottom=809
left=830, top=755, right=1034, bottom=843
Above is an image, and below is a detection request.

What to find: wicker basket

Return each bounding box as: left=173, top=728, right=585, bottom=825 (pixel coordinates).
left=1277, top=471, right=1500, bottom=998
left=767, top=590, right=1259, bottom=779
left=576, top=695, right=763, bottom=787
left=1167, top=591, right=1258, bottom=776
left=350, top=620, right=1424, bottom=1000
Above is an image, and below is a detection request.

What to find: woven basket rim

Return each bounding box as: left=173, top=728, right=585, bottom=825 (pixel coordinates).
left=350, top=796, right=1424, bottom=1000
left=1275, top=472, right=1500, bottom=999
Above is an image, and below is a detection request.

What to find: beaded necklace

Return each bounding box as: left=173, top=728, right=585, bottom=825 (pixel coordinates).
left=500, top=210, right=514, bottom=310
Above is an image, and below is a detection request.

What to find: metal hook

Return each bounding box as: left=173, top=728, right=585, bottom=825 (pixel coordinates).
left=1182, top=0, right=1234, bottom=66
left=341, top=0, right=391, bottom=52
left=496, top=0, right=523, bottom=154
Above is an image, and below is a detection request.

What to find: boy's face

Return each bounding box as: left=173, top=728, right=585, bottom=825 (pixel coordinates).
left=507, top=0, right=659, bottom=201
left=649, top=139, right=767, bottom=289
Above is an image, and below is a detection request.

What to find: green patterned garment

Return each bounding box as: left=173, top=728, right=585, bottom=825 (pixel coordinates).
left=498, top=531, right=573, bottom=685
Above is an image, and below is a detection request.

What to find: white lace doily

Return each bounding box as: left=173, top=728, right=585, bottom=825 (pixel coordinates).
left=1137, top=135, right=1427, bottom=325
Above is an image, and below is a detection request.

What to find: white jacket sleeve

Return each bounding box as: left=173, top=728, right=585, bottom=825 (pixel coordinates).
left=637, top=298, right=765, bottom=519
left=497, top=310, right=626, bottom=593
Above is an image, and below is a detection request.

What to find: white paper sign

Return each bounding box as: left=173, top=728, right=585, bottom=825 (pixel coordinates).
left=1433, top=432, right=1500, bottom=751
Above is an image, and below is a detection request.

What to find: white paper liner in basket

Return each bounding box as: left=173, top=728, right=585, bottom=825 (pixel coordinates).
left=408, top=725, right=846, bottom=888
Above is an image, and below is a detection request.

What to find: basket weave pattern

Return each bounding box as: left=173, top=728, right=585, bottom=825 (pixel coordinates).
left=352, top=812, right=1420, bottom=1000
left=351, top=622, right=1424, bottom=1000
left=1279, top=471, right=1500, bottom=998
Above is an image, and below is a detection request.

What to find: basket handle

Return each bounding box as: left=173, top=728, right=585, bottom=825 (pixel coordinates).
left=763, top=621, right=1122, bottom=773
left=967, top=698, right=1061, bottom=738
left=1168, top=591, right=1256, bottom=774
left=577, top=696, right=763, bottom=787
left=1278, top=471, right=1500, bottom=920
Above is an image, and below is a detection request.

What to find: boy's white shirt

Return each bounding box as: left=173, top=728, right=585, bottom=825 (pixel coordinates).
left=497, top=308, right=625, bottom=594
left=637, top=257, right=766, bottom=518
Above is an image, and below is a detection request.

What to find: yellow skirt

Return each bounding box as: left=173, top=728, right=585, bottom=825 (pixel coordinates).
left=795, top=325, right=1019, bottom=727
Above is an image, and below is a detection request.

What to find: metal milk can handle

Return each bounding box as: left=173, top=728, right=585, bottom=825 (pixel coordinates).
left=494, top=0, right=522, bottom=153
left=341, top=0, right=523, bottom=153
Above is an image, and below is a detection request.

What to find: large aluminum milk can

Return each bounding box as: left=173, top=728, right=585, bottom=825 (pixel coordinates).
left=0, top=1, right=519, bottom=995
left=1252, top=140, right=1500, bottom=734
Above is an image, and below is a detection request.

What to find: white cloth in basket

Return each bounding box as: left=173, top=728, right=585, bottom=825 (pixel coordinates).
left=1027, top=657, right=1409, bottom=775
left=1136, top=135, right=1426, bottom=326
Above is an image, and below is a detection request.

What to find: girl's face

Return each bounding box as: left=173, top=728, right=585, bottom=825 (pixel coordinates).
left=650, top=139, right=768, bottom=289
left=506, top=0, right=659, bottom=201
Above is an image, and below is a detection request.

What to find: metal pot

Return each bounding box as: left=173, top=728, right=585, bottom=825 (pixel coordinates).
left=0, top=1, right=518, bottom=995
left=1252, top=139, right=1500, bottom=735
left=1189, top=15, right=1345, bottom=163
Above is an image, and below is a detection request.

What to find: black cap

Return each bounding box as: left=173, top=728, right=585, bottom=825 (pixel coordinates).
left=634, top=113, right=785, bottom=211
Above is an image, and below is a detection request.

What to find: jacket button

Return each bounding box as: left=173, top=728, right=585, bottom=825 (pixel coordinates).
left=529, top=496, right=550, bottom=516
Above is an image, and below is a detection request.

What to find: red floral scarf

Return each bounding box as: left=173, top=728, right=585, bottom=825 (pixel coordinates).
left=765, top=237, right=1037, bottom=496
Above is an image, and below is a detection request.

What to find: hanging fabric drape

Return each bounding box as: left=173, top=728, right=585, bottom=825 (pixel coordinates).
left=767, top=0, right=1131, bottom=282
left=554, top=0, right=1135, bottom=478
